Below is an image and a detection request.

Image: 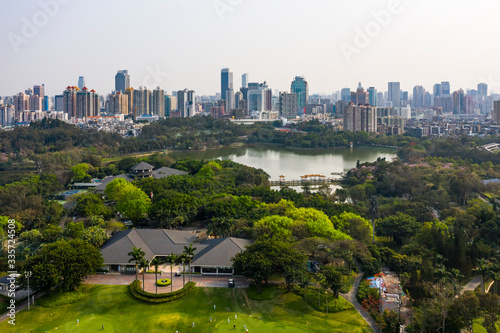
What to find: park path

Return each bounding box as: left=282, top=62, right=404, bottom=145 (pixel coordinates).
left=459, top=275, right=482, bottom=295
left=0, top=292, right=44, bottom=323
left=340, top=270, right=380, bottom=333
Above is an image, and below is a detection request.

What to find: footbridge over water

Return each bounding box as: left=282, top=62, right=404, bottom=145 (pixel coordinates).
left=269, top=172, right=346, bottom=187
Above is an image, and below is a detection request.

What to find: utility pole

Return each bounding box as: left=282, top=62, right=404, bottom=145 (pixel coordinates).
left=25, top=271, right=32, bottom=311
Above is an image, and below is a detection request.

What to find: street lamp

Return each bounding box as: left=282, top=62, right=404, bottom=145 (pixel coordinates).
left=24, top=271, right=32, bottom=311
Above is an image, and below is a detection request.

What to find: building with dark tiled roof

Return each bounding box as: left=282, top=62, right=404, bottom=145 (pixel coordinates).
left=100, top=229, right=251, bottom=275
left=94, top=162, right=188, bottom=193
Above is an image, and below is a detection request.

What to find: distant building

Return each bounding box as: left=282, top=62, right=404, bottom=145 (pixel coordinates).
left=78, top=76, right=86, bottom=90
left=478, top=83, right=488, bottom=99
left=133, top=87, right=150, bottom=118
left=388, top=82, right=401, bottom=107
left=441, top=81, right=451, bottom=95
left=63, top=87, right=78, bottom=118
left=221, top=68, right=233, bottom=100
left=291, top=76, right=308, bottom=112
left=0, top=105, right=15, bottom=126
left=115, top=70, right=130, bottom=93
left=33, top=85, right=45, bottom=99
left=177, top=89, right=196, bottom=117
left=433, top=83, right=442, bottom=98
left=367, top=87, right=377, bottom=106
left=412, top=85, right=425, bottom=108
left=76, top=87, right=99, bottom=118
left=279, top=92, right=298, bottom=119
left=452, top=89, right=465, bottom=114
left=492, top=100, right=500, bottom=123
left=343, top=103, right=377, bottom=133
left=54, top=95, right=64, bottom=111
left=13, top=93, right=29, bottom=112
left=225, top=88, right=235, bottom=112
left=151, top=87, right=165, bottom=117
left=350, top=83, right=369, bottom=105
left=242, top=73, right=248, bottom=88
left=341, top=88, right=351, bottom=103
left=108, top=92, right=129, bottom=115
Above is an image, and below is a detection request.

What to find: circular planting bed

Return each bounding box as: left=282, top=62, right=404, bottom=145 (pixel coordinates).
left=156, top=278, right=172, bottom=287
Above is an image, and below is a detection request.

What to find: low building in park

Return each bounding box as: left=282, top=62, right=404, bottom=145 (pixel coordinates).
left=100, top=229, right=251, bottom=276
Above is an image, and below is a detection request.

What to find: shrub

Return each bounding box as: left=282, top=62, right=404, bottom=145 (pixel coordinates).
left=129, top=280, right=195, bottom=303
left=156, top=278, right=171, bottom=287
left=292, top=285, right=354, bottom=313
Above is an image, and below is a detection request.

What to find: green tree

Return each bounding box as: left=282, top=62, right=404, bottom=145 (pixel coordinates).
left=139, top=258, right=149, bottom=291
left=74, top=193, right=111, bottom=218
left=319, top=266, right=342, bottom=298
left=80, top=226, right=108, bottom=247
left=167, top=253, right=178, bottom=293
left=70, top=163, right=91, bottom=182
left=150, top=257, right=162, bottom=294
left=107, top=181, right=151, bottom=224
left=127, top=246, right=145, bottom=281
left=63, top=221, right=84, bottom=239
left=183, top=243, right=197, bottom=283
left=331, top=212, right=373, bottom=244
left=376, top=213, right=420, bottom=245
left=21, top=239, right=103, bottom=292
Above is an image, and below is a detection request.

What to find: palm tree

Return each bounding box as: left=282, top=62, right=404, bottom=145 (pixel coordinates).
left=475, top=258, right=491, bottom=293
left=127, top=246, right=145, bottom=282
left=139, top=258, right=149, bottom=291
left=150, top=257, right=162, bottom=294
left=167, top=253, right=178, bottom=293
left=181, top=254, right=187, bottom=287
left=183, top=243, right=197, bottom=282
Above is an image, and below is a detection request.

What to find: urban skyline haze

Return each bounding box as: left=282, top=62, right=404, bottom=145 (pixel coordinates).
left=1, top=0, right=500, bottom=96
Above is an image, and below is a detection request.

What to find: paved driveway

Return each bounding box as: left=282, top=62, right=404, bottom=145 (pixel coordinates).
left=84, top=273, right=249, bottom=292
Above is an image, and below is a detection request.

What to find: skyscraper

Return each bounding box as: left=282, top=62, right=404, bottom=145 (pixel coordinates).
left=133, top=87, right=151, bottom=117
left=452, top=89, right=465, bottom=114
left=151, top=87, right=165, bottom=117
left=441, top=81, right=451, bottom=95
left=177, top=89, right=195, bottom=117
left=221, top=68, right=233, bottom=100
left=115, top=70, right=130, bottom=93
left=291, top=76, right=308, bottom=112
left=78, top=76, right=86, bottom=90
left=433, top=83, right=442, bottom=97
left=350, top=83, right=369, bottom=105
left=388, top=82, right=401, bottom=107
left=54, top=95, right=64, bottom=111
left=412, top=85, right=425, bottom=108
left=279, top=92, right=298, bottom=119
left=367, top=87, right=377, bottom=106
left=492, top=100, right=500, bottom=122
left=76, top=87, right=99, bottom=118
left=343, top=103, right=377, bottom=133
left=33, top=84, right=45, bottom=99
left=242, top=73, right=248, bottom=88
left=478, top=83, right=488, bottom=98
left=341, top=88, right=351, bottom=103
left=225, top=88, right=235, bottom=112
left=108, top=92, right=129, bottom=115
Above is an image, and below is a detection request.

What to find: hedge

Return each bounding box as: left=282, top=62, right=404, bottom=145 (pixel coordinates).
left=156, top=278, right=171, bottom=287
left=129, top=280, right=195, bottom=303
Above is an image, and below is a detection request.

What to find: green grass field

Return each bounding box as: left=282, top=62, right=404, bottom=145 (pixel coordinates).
left=0, top=284, right=371, bottom=332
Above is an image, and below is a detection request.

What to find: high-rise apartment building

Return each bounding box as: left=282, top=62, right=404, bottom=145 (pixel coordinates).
left=388, top=82, right=401, bottom=107
left=115, top=70, right=130, bottom=93
left=341, top=88, right=351, bottom=103
left=0, top=105, right=15, bottom=126
left=221, top=68, right=233, bottom=100
left=33, top=85, right=45, bottom=99
left=133, top=87, right=151, bottom=117
left=433, top=83, right=442, bottom=98
left=124, top=87, right=134, bottom=116
left=492, top=100, right=500, bottom=122
left=291, top=76, right=308, bottom=112
left=151, top=87, right=165, bottom=117
left=76, top=87, right=99, bottom=118
left=343, top=103, right=377, bottom=133
left=279, top=92, right=298, bottom=119
left=13, top=93, right=30, bottom=112
left=177, top=89, right=195, bottom=117
left=78, top=76, right=86, bottom=90
left=108, top=92, right=129, bottom=115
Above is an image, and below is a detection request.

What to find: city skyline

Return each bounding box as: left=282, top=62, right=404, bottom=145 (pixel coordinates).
left=1, top=0, right=500, bottom=96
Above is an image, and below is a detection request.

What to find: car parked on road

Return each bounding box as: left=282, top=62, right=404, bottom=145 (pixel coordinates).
left=228, top=279, right=235, bottom=287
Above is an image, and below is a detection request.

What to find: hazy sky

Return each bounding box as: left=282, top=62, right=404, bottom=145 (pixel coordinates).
left=1, top=0, right=500, bottom=97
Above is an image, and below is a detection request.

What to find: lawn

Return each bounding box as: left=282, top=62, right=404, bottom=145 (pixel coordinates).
left=0, top=284, right=372, bottom=332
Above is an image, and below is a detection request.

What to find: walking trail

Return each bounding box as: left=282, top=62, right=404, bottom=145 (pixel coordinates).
left=340, top=270, right=380, bottom=333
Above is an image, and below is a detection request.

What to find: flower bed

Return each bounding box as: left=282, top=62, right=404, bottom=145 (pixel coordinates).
left=156, top=278, right=171, bottom=287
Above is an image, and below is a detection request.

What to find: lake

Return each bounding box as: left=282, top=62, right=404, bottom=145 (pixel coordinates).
left=168, top=144, right=397, bottom=181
